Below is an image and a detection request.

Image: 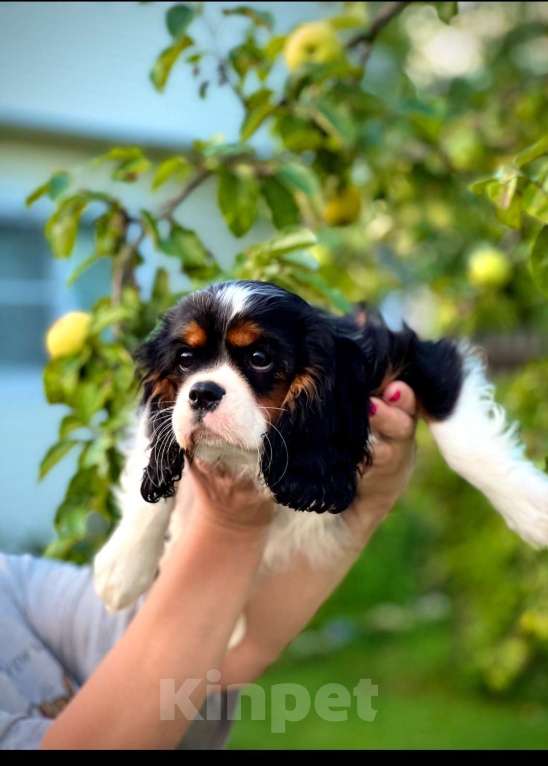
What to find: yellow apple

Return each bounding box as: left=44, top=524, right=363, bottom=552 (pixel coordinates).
left=468, top=246, right=512, bottom=289
left=322, top=185, right=362, bottom=226
left=284, top=21, right=342, bottom=72
left=46, top=311, right=91, bottom=359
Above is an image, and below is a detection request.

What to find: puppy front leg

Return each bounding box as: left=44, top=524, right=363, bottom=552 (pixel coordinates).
left=94, top=413, right=174, bottom=611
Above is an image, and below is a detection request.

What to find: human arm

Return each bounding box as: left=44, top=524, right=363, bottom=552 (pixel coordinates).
left=40, top=471, right=273, bottom=750
left=220, top=381, right=417, bottom=686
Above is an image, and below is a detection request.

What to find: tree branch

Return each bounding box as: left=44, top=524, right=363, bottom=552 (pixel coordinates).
left=160, top=168, right=211, bottom=220
left=111, top=232, right=144, bottom=311
left=348, top=1, right=411, bottom=66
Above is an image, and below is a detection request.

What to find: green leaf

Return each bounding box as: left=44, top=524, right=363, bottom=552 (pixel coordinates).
left=200, top=139, right=249, bottom=159
left=310, top=97, right=357, bottom=149
left=150, top=35, right=193, bottom=92
left=90, top=303, right=131, bottom=334
left=275, top=113, right=325, bottom=152
left=45, top=195, right=88, bottom=258
left=141, top=210, right=160, bottom=247
left=95, top=146, right=141, bottom=163
left=261, top=176, right=300, bottom=229
left=59, top=414, right=84, bottom=440
left=328, top=5, right=368, bottom=29
left=277, top=162, right=321, bottom=199
left=26, top=172, right=70, bottom=206
left=113, top=156, right=151, bottom=182
left=522, top=182, right=548, bottom=225
left=67, top=252, right=101, bottom=287
left=515, top=136, right=548, bottom=168
left=166, top=4, right=194, bottom=38
left=49, top=172, right=70, bottom=200
left=240, top=89, right=275, bottom=141
left=217, top=169, right=259, bottom=237
left=435, top=2, right=458, bottom=23
left=74, top=381, right=110, bottom=424
left=222, top=6, right=273, bottom=29
left=93, top=146, right=151, bottom=182
left=95, top=206, right=127, bottom=257
left=151, top=267, right=172, bottom=305
left=79, top=434, right=114, bottom=475
left=292, top=270, right=352, bottom=313
left=486, top=177, right=518, bottom=209
left=162, top=224, right=221, bottom=280
left=529, top=225, right=548, bottom=296
left=152, top=156, right=192, bottom=190
left=26, top=181, right=50, bottom=207
left=40, top=440, right=79, bottom=480
left=229, top=37, right=264, bottom=79
left=247, top=228, right=317, bottom=260
left=469, top=177, right=492, bottom=197
left=43, top=355, right=83, bottom=404
left=280, top=249, right=319, bottom=271
left=141, top=210, right=161, bottom=246
left=264, top=35, right=286, bottom=60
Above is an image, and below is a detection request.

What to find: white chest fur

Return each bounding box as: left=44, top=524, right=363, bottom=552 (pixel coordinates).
left=93, top=416, right=353, bottom=619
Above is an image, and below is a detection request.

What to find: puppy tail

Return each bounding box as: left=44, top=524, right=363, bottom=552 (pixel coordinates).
left=427, top=341, right=548, bottom=547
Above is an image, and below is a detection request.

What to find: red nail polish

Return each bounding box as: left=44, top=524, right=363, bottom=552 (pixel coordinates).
left=369, top=401, right=377, bottom=415
left=389, top=390, right=401, bottom=402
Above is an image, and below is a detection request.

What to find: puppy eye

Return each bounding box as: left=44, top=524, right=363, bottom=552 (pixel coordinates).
left=249, top=349, right=273, bottom=372
left=179, top=349, right=195, bottom=371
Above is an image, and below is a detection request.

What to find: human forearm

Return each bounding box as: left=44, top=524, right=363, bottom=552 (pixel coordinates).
left=222, top=383, right=417, bottom=685
left=41, top=517, right=265, bottom=750
left=220, top=503, right=388, bottom=685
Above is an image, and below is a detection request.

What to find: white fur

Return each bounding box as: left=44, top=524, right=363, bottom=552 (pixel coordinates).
left=216, top=282, right=252, bottom=320
left=430, top=342, right=548, bottom=546
left=93, top=412, right=173, bottom=611
left=174, top=362, right=267, bottom=452
left=94, top=339, right=548, bottom=649
left=93, top=358, right=353, bottom=643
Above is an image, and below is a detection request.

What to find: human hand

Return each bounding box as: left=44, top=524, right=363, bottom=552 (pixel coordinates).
left=343, top=381, right=417, bottom=541
left=184, top=458, right=276, bottom=536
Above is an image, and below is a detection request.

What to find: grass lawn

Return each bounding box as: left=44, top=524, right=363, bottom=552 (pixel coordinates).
left=228, top=625, right=548, bottom=749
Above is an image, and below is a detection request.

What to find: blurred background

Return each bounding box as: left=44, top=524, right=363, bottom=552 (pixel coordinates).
left=1, top=0, right=547, bottom=749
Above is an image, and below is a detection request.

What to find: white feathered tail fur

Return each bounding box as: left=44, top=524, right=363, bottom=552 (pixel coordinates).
left=429, top=342, right=548, bottom=547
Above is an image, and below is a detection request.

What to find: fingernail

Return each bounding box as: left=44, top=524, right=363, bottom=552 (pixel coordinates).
left=388, top=389, right=401, bottom=403
left=369, top=401, right=377, bottom=415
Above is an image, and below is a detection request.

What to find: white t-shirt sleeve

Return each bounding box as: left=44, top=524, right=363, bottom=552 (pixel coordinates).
left=4, top=553, right=141, bottom=685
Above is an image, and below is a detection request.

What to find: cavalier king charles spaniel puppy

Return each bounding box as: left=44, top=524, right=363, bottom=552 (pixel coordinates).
left=94, top=280, right=548, bottom=645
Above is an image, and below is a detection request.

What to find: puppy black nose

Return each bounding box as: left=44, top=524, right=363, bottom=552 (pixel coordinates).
left=189, top=381, right=225, bottom=412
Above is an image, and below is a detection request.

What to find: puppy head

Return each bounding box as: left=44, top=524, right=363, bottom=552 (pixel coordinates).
left=136, top=281, right=371, bottom=511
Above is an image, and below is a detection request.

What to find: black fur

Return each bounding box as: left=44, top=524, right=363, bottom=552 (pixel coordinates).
left=260, top=309, right=371, bottom=514
left=133, top=280, right=465, bottom=511
left=135, top=320, right=185, bottom=504
left=140, top=401, right=185, bottom=503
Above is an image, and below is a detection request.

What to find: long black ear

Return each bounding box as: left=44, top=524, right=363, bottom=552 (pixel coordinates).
left=135, top=325, right=185, bottom=504
left=261, top=329, right=370, bottom=514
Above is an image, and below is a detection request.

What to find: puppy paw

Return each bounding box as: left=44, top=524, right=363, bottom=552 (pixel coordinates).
left=93, top=538, right=157, bottom=612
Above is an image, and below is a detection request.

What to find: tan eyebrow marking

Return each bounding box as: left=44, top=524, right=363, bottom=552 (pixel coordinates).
left=227, top=320, right=262, bottom=347
left=182, top=320, right=207, bottom=347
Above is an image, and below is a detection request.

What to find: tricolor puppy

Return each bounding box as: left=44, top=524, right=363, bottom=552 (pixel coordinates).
left=94, top=280, right=548, bottom=642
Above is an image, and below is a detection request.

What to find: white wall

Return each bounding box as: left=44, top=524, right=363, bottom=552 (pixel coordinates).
left=0, top=1, right=323, bottom=146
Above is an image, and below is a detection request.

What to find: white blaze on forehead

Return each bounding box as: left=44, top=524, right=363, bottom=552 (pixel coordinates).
left=216, top=283, right=252, bottom=320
